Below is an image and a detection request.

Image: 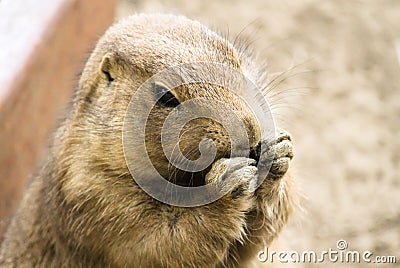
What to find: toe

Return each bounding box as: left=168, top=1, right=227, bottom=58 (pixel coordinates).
left=276, top=128, right=292, bottom=143
left=269, top=157, right=290, bottom=178
left=275, top=140, right=294, bottom=160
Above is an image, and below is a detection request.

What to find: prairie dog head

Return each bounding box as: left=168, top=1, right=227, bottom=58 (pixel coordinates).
left=65, top=14, right=267, bottom=189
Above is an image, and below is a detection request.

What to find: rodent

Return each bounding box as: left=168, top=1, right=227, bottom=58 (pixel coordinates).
left=0, top=14, right=296, bottom=267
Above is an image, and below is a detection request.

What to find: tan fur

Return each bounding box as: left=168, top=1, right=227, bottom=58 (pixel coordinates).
left=0, top=14, right=297, bottom=267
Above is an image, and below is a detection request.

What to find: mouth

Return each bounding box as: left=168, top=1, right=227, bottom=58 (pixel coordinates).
left=249, top=142, right=261, bottom=163
left=165, top=142, right=262, bottom=187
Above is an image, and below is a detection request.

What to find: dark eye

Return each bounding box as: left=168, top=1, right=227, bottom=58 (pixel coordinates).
left=152, top=83, right=180, bottom=107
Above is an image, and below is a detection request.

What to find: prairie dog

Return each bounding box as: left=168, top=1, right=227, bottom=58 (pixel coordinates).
left=0, top=14, right=296, bottom=267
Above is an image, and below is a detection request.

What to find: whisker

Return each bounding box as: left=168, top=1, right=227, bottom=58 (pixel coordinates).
left=264, top=69, right=317, bottom=96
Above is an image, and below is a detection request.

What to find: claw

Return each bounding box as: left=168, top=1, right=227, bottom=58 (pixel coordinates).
left=258, top=128, right=294, bottom=180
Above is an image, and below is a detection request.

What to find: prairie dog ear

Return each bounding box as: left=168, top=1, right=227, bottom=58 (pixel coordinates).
left=99, top=52, right=117, bottom=82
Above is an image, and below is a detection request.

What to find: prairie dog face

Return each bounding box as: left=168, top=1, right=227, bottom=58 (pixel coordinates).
left=73, top=14, right=263, bottom=187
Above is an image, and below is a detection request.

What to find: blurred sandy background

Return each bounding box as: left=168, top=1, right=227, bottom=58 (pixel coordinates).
left=117, top=0, right=400, bottom=266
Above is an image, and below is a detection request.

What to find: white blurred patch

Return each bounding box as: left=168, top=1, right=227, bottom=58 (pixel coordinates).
left=396, top=39, right=400, bottom=66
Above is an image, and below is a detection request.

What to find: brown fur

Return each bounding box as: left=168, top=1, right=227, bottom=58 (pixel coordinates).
left=0, top=14, right=297, bottom=267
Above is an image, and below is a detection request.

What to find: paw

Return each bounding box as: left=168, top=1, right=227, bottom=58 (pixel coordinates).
left=259, top=128, right=293, bottom=180
left=206, top=157, right=258, bottom=199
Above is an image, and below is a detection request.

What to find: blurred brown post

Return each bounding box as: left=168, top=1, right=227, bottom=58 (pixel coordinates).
left=0, top=0, right=116, bottom=241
